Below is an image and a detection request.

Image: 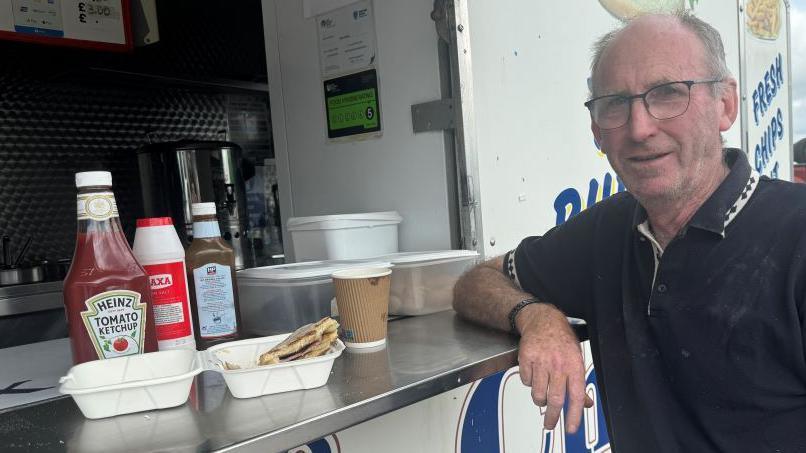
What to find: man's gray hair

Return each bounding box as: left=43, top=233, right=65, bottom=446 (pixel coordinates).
left=590, top=10, right=732, bottom=96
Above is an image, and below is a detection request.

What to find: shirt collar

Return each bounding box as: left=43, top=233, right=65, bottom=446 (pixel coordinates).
left=631, top=148, right=759, bottom=238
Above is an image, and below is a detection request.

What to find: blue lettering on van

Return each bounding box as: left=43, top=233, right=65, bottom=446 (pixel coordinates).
left=754, top=108, right=785, bottom=175
left=553, top=172, right=625, bottom=226
left=298, top=435, right=337, bottom=452
left=460, top=367, right=610, bottom=452
left=305, top=438, right=332, bottom=453
left=752, top=53, right=784, bottom=126
left=461, top=372, right=504, bottom=451
left=563, top=369, right=610, bottom=452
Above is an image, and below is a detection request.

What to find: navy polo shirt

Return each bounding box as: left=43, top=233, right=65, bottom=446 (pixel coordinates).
left=506, top=149, right=806, bottom=452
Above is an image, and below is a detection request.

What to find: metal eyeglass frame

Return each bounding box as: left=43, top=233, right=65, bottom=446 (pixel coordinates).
left=583, top=78, right=723, bottom=130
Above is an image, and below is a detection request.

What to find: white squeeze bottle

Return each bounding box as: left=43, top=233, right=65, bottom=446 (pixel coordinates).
left=132, top=217, right=197, bottom=350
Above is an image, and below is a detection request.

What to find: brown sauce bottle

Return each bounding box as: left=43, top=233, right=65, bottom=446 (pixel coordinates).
left=186, top=202, right=243, bottom=349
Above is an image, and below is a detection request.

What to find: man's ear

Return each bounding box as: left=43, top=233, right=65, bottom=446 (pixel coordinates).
left=718, top=78, right=739, bottom=132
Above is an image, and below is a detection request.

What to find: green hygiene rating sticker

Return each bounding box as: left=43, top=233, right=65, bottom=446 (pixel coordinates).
left=323, top=69, right=381, bottom=139
left=327, top=88, right=379, bottom=131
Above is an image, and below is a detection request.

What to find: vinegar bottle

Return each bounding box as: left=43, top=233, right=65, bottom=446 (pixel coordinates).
left=63, top=171, right=158, bottom=364
left=186, top=202, right=243, bottom=349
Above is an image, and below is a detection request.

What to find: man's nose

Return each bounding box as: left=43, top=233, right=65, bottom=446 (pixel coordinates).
left=626, top=98, right=658, bottom=141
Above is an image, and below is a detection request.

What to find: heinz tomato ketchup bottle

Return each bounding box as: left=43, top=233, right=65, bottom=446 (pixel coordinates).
left=63, top=171, right=158, bottom=364
left=133, top=217, right=197, bottom=351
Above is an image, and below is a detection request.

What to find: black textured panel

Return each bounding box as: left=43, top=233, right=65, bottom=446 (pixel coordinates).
left=0, top=79, right=229, bottom=264
left=0, top=0, right=270, bottom=268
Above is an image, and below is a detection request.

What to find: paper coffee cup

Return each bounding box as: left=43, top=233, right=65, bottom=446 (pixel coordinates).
left=332, top=267, right=392, bottom=349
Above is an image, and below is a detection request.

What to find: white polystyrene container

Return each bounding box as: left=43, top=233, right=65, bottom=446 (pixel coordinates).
left=373, top=250, right=480, bottom=316
left=236, top=260, right=390, bottom=336
left=204, top=334, right=345, bottom=399
left=58, top=349, right=202, bottom=419
left=60, top=331, right=345, bottom=418
left=286, top=211, right=402, bottom=262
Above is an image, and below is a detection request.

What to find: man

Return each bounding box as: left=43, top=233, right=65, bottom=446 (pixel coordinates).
left=453, top=11, right=806, bottom=452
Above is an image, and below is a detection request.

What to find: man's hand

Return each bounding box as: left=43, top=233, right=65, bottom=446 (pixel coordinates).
left=452, top=256, right=593, bottom=432
left=516, top=303, right=594, bottom=434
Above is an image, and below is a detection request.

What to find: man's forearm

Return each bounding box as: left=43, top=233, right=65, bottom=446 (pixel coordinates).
left=452, top=256, right=537, bottom=332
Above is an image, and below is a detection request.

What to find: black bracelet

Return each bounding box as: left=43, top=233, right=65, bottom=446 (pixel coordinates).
left=508, top=297, right=542, bottom=333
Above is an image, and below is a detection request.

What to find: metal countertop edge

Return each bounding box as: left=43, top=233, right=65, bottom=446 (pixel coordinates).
left=223, top=349, right=520, bottom=453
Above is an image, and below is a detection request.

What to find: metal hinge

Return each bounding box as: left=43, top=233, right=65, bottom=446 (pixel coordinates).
left=411, top=99, right=455, bottom=133
left=462, top=175, right=478, bottom=249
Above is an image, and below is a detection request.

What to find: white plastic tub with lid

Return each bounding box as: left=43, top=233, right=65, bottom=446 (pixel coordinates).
left=371, top=250, right=479, bottom=316
left=286, top=211, right=402, bottom=262
left=237, top=260, right=391, bottom=336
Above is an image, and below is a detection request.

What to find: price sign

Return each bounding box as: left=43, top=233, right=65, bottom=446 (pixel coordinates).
left=0, top=0, right=131, bottom=51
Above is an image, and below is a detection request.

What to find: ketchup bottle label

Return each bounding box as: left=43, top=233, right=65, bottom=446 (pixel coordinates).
left=144, top=262, right=193, bottom=341
left=77, top=192, right=119, bottom=221
left=80, top=290, right=147, bottom=359
left=192, top=263, right=238, bottom=339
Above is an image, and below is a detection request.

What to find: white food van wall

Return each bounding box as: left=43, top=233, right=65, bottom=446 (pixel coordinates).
left=261, top=0, right=793, bottom=451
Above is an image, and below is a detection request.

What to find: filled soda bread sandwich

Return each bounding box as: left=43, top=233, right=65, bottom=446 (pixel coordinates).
left=258, top=317, right=340, bottom=366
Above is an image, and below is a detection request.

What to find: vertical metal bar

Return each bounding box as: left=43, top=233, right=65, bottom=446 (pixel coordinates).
left=445, top=0, right=485, bottom=256
left=738, top=0, right=750, bottom=159
left=261, top=0, right=296, bottom=261
left=436, top=34, right=462, bottom=250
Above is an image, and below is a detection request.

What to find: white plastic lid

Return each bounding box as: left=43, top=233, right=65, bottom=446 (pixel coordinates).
left=238, top=260, right=392, bottom=281
left=191, top=202, right=217, bottom=216
left=75, top=171, right=112, bottom=188
left=331, top=267, right=392, bottom=279
left=374, top=250, right=479, bottom=265
left=287, top=211, right=402, bottom=231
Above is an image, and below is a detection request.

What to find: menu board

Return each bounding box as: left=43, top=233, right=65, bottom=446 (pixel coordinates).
left=0, top=0, right=131, bottom=51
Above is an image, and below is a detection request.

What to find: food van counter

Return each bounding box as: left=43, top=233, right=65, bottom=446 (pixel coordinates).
left=0, top=310, right=522, bottom=452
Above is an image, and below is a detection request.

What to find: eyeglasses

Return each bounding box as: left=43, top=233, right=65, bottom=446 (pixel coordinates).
left=584, top=79, right=722, bottom=130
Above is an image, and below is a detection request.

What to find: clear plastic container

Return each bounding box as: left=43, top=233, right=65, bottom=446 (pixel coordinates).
left=373, top=250, right=480, bottom=316
left=236, top=260, right=390, bottom=336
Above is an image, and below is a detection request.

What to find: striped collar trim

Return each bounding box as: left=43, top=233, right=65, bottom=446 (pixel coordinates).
left=723, top=171, right=760, bottom=230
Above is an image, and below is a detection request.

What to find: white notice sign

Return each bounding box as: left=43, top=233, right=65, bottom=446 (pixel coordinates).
left=316, top=0, right=376, bottom=78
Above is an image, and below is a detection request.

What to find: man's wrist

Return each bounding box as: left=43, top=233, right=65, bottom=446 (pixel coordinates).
left=508, top=297, right=543, bottom=333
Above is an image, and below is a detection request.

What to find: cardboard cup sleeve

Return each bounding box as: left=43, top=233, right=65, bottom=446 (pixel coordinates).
left=332, top=267, right=392, bottom=348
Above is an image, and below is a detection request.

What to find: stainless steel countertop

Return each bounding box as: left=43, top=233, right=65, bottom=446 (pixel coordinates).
left=0, top=311, right=520, bottom=452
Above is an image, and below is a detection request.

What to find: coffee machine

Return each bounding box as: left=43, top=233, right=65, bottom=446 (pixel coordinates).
left=137, top=139, right=255, bottom=269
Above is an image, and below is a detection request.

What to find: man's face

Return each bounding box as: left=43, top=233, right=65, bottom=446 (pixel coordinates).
left=590, top=18, right=738, bottom=204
